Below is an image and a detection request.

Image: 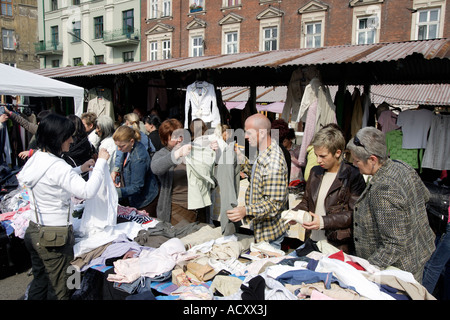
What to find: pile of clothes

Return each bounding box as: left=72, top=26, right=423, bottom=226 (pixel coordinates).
left=0, top=185, right=435, bottom=300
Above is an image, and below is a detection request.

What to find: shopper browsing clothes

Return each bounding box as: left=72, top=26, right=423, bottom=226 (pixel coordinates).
left=112, top=125, right=159, bottom=217
left=288, top=124, right=366, bottom=254
left=18, top=113, right=110, bottom=300
left=226, top=113, right=288, bottom=249
left=150, top=119, right=197, bottom=225
left=347, top=126, right=435, bottom=283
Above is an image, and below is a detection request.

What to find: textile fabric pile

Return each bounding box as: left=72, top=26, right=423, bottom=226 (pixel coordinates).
left=0, top=185, right=435, bottom=300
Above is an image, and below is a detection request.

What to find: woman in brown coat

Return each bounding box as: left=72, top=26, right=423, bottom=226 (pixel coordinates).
left=291, top=124, right=366, bottom=254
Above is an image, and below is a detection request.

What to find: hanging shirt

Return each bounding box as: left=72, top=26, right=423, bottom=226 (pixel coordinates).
left=396, top=109, right=433, bottom=149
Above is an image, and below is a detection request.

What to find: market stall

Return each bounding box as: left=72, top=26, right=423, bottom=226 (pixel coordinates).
left=0, top=63, right=84, bottom=117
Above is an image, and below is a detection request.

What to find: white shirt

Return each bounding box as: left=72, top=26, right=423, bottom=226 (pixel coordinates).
left=396, top=109, right=433, bottom=149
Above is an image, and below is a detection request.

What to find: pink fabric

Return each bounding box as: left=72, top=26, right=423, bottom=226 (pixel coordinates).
left=310, top=290, right=335, bottom=300
left=0, top=204, right=31, bottom=221
left=297, top=99, right=318, bottom=167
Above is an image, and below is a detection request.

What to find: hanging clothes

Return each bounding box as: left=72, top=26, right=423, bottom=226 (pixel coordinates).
left=87, top=87, right=115, bottom=120
left=378, top=110, right=400, bottom=133
left=385, top=129, right=423, bottom=169
left=185, top=144, right=216, bottom=210
left=282, top=68, right=305, bottom=122
left=422, top=113, right=450, bottom=170
left=350, top=88, right=363, bottom=138
left=396, top=109, right=433, bottom=149
left=147, top=79, right=168, bottom=113
left=184, top=81, right=221, bottom=129
left=296, top=77, right=337, bottom=167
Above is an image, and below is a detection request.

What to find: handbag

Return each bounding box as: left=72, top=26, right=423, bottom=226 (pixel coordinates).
left=31, top=188, right=71, bottom=248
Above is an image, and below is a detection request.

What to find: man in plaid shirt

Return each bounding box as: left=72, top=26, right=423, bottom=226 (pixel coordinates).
left=227, top=114, right=288, bottom=248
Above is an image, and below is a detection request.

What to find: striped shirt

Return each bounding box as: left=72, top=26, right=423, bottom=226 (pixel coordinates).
left=242, top=140, right=288, bottom=243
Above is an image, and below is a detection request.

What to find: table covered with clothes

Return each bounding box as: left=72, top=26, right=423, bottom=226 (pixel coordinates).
left=0, top=183, right=435, bottom=301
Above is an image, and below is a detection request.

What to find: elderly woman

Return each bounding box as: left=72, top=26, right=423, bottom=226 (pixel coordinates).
left=95, top=115, right=117, bottom=172
left=113, top=126, right=159, bottom=216
left=150, top=119, right=202, bottom=225
left=347, top=126, right=435, bottom=283
left=18, top=113, right=110, bottom=300
left=290, top=124, right=366, bottom=254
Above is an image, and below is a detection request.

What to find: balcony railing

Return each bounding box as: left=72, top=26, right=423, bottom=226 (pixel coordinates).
left=34, top=41, right=63, bottom=55
left=102, top=27, right=140, bottom=47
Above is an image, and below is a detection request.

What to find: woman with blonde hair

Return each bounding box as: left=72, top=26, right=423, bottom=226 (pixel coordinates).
left=124, top=112, right=154, bottom=153
left=113, top=125, right=159, bottom=216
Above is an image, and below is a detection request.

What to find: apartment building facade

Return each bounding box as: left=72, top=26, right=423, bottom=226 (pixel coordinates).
left=36, top=0, right=141, bottom=68
left=141, top=0, right=449, bottom=62
left=0, top=0, right=39, bottom=70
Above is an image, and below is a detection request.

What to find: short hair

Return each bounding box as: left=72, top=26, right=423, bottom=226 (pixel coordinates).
left=271, top=119, right=290, bottom=141
left=310, top=124, right=346, bottom=156
left=347, top=126, right=388, bottom=163
left=81, top=112, right=97, bottom=127
left=189, top=118, right=207, bottom=139
left=113, top=125, right=141, bottom=143
left=36, top=113, right=75, bottom=156
left=143, top=114, right=161, bottom=129
left=96, top=115, right=115, bottom=139
left=159, top=119, right=182, bottom=146
left=124, top=113, right=140, bottom=131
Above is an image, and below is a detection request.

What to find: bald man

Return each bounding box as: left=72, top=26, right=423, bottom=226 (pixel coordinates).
left=227, top=114, right=289, bottom=249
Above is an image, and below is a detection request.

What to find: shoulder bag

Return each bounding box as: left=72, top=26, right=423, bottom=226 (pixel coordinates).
left=31, top=188, right=71, bottom=248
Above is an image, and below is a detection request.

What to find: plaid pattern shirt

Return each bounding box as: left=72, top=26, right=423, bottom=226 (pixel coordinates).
left=242, top=140, right=288, bottom=243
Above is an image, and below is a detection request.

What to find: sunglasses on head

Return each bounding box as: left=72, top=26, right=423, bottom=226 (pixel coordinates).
left=353, top=135, right=365, bottom=149
left=354, top=135, right=380, bottom=158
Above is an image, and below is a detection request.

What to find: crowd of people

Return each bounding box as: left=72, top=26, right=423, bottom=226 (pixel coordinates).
left=0, top=102, right=448, bottom=301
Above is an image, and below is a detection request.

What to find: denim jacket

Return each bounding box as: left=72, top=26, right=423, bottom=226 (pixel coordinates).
left=118, top=141, right=158, bottom=209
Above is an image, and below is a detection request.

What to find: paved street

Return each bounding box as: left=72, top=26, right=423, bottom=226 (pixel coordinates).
left=0, top=270, right=30, bottom=300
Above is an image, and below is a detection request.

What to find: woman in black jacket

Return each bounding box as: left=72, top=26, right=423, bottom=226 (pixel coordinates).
left=63, top=115, right=95, bottom=180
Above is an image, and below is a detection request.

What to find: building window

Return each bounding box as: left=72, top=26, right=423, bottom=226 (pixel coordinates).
left=149, top=41, right=158, bottom=60
left=123, top=51, right=134, bottom=63
left=73, top=57, right=82, bottom=66
left=263, top=26, right=278, bottom=51
left=51, top=59, right=60, bottom=68
left=51, top=26, right=59, bottom=48
left=225, top=31, right=238, bottom=54
left=190, top=0, right=204, bottom=13
left=149, top=0, right=171, bottom=19
left=71, top=21, right=81, bottom=42
left=73, top=0, right=80, bottom=5
left=123, top=9, right=134, bottom=34
left=2, top=29, right=14, bottom=50
left=223, top=0, right=240, bottom=7
left=192, top=36, right=203, bottom=57
left=51, top=0, right=57, bottom=11
left=1, top=0, right=13, bottom=16
left=417, top=8, right=440, bottom=40
left=162, top=40, right=171, bottom=59
left=94, top=16, right=103, bottom=39
left=305, top=22, right=321, bottom=48
left=94, top=55, right=104, bottom=65
left=357, top=17, right=377, bottom=44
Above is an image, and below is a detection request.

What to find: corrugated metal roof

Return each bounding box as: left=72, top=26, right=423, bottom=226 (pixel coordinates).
left=221, top=83, right=450, bottom=106
left=29, top=39, right=450, bottom=80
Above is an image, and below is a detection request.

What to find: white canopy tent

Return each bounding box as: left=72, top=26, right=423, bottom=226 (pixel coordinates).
left=0, top=64, right=84, bottom=116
